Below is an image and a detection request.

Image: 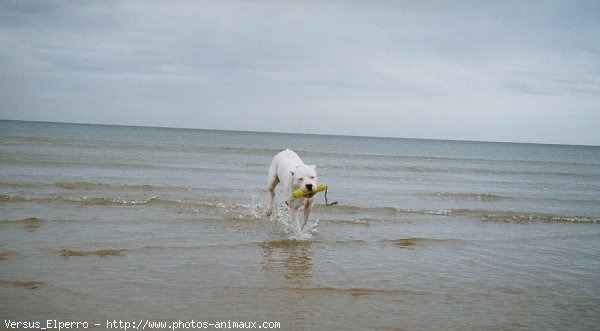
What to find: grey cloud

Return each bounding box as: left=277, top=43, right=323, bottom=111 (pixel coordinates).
left=1, top=1, right=599, bottom=144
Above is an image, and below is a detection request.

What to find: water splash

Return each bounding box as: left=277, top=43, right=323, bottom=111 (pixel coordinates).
left=271, top=204, right=319, bottom=240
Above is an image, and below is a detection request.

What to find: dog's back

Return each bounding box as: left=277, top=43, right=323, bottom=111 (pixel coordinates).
left=269, top=149, right=303, bottom=183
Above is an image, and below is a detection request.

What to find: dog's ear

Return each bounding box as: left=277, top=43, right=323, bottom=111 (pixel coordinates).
left=310, top=165, right=317, bottom=170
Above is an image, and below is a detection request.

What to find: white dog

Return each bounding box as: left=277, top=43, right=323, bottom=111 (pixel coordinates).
left=266, top=149, right=318, bottom=234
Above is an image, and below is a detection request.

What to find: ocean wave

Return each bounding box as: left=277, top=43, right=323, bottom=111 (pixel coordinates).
left=58, top=249, right=126, bottom=257
left=54, top=182, right=154, bottom=190
left=0, top=252, right=18, bottom=261
left=66, top=195, right=163, bottom=206
left=430, top=208, right=600, bottom=224
left=275, top=286, right=431, bottom=297
left=0, top=181, right=249, bottom=196
left=320, top=219, right=372, bottom=226
left=329, top=164, right=600, bottom=179
left=422, top=192, right=511, bottom=201
left=317, top=204, right=457, bottom=217
left=3, top=134, right=283, bottom=157
left=318, top=204, right=599, bottom=224
left=0, top=182, right=46, bottom=189
left=318, top=204, right=400, bottom=215
left=0, top=280, right=44, bottom=289
left=0, top=217, right=43, bottom=230
left=381, top=237, right=463, bottom=248
left=477, top=213, right=600, bottom=224
left=306, top=148, right=600, bottom=171
left=0, top=193, right=222, bottom=210
left=1, top=155, right=261, bottom=174
left=68, top=196, right=162, bottom=206
left=3, top=191, right=597, bottom=225
left=259, top=239, right=313, bottom=249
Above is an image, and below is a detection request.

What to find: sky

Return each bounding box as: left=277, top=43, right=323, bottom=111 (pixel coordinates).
left=1, top=1, right=599, bottom=145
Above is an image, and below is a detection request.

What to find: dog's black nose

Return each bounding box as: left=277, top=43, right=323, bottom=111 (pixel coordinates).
left=306, top=184, right=313, bottom=191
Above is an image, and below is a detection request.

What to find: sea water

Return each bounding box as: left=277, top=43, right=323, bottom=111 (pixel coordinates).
left=1, top=120, right=599, bottom=330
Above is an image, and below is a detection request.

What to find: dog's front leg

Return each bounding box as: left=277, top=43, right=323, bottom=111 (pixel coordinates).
left=266, top=177, right=279, bottom=216
left=290, top=208, right=302, bottom=234
left=302, top=199, right=311, bottom=231
left=266, top=186, right=276, bottom=216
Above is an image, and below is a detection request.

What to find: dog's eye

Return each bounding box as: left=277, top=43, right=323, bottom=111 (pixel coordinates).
left=310, top=176, right=315, bottom=179
left=297, top=177, right=303, bottom=181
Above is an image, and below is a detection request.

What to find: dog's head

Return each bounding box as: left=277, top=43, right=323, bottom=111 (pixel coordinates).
left=290, top=164, right=318, bottom=194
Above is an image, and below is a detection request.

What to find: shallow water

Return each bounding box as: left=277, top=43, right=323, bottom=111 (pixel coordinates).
left=1, top=120, right=599, bottom=330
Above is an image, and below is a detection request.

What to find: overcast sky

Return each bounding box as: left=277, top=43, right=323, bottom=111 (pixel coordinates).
left=1, top=1, right=599, bottom=145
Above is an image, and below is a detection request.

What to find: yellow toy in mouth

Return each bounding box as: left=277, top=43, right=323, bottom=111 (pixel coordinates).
left=292, top=183, right=328, bottom=198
